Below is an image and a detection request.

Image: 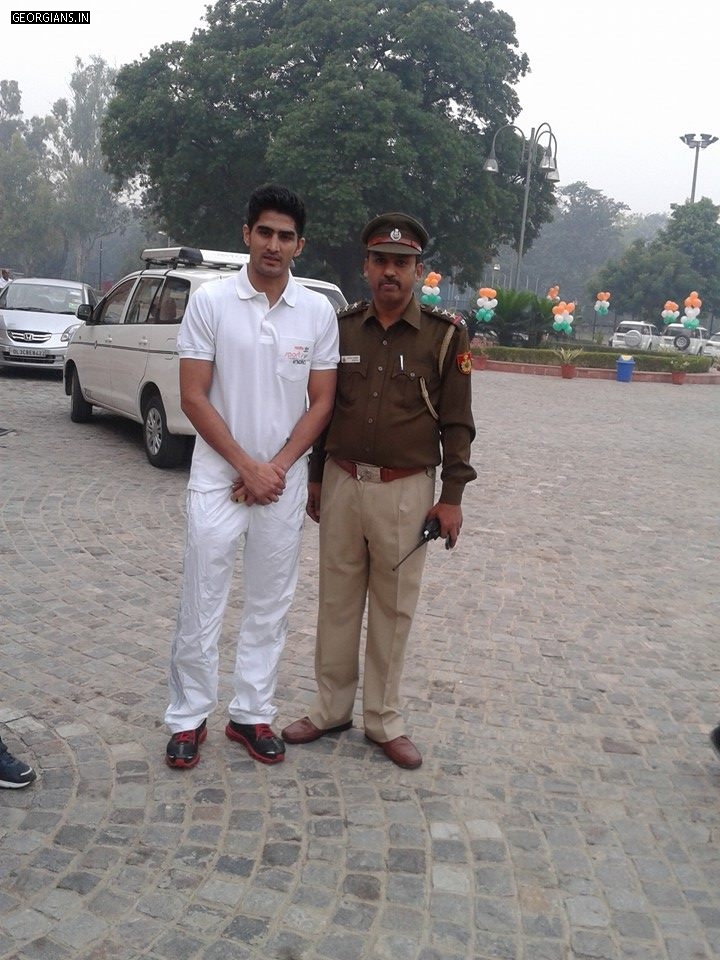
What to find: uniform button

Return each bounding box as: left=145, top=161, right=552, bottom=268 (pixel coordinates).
left=368, top=418, right=373, bottom=423
left=378, top=366, right=383, bottom=372
left=372, top=391, right=378, bottom=398
left=410, top=372, right=416, bottom=378
left=382, top=339, right=388, bottom=346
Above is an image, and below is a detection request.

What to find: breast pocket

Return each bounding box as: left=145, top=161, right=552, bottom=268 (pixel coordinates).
left=392, top=359, right=436, bottom=410
left=276, top=337, right=314, bottom=381
left=337, top=358, right=369, bottom=406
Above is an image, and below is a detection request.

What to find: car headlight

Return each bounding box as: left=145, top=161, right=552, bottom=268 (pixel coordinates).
left=61, top=322, right=81, bottom=343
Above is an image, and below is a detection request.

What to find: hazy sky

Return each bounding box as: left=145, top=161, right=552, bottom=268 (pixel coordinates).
left=4, top=0, right=719, bottom=215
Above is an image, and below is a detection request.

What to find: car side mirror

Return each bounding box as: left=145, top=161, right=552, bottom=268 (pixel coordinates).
left=76, top=302, right=94, bottom=323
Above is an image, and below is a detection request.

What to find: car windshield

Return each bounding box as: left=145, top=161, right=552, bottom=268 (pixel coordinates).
left=616, top=324, right=644, bottom=333
left=1, top=283, right=84, bottom=314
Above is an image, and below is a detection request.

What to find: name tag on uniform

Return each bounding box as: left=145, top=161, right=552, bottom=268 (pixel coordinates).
left=341, top=355, right=361, bottom=363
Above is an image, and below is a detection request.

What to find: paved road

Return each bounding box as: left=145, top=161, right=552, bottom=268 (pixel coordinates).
left=1, top=367, right=719, bottom=960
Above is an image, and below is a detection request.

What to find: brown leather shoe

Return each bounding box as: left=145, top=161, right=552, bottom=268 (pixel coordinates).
left=365, top=735, right=422, bottom=769
left=281, top=716, right=353, bottom=744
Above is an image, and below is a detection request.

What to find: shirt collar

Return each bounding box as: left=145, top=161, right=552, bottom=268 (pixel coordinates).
left=234, top=265, right=298, bottom=306
left=363, top=294, right=421, bottom=330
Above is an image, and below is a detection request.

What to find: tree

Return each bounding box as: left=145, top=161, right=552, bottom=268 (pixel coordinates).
left=505, top=182, right=628, bottom=320
left=0, top=132, right=63, bottom=274
left=597, top=198, right=720, bottom=321
left=49, top=57, right=127, bottom=279
left=102, top=0, right=556, bottom=298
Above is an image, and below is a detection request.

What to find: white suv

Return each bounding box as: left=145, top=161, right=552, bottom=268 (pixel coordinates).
left=64, top=247, right=347, bottom=467
left=656, top=323, right=709, bottom=355
left=610, top=321, right=660, bottom=351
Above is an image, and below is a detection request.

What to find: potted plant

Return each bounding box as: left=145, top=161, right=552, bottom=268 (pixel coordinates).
left=668, top=354, right=690, bottom=384
left=470, top=335, right=491, bottom=369
left=551, top=346, right=585, bottom=379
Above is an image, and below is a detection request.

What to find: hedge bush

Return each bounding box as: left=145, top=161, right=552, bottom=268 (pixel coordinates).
left=473, top=345, right=713, bottom=373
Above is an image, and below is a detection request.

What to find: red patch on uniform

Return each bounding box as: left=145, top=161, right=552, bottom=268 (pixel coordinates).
left=457, top=351, right=472, bottom=375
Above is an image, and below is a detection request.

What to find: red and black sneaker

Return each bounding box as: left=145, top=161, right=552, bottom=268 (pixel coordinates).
left=225, top=721, right=285, bottom=764
left=165, top=719, right=207, bottom=769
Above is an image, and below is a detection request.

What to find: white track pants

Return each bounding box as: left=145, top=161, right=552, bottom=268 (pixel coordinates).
left=165, top=463, right=306, bottom=732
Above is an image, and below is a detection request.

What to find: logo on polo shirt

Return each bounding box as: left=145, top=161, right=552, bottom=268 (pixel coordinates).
left=284, top=344, right=311, bottom=365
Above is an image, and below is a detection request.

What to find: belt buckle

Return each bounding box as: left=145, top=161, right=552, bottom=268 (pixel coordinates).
left=355, top=462, right=382, bottom=483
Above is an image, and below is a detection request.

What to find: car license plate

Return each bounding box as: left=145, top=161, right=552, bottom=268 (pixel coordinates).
left=9, top=346, right=48, bottom=358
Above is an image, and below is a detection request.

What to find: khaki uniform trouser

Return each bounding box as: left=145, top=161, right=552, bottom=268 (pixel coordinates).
left=309, top=458, right=435, bottom=742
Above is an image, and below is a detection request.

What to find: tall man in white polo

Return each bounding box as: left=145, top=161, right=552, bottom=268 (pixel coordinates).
left=164, top=184, right=339, bottom=768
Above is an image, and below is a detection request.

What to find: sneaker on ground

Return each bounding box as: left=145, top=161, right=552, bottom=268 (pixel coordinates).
left=225, top=721, right=285, bottom=764
left=0, top=741, right=37, bottom=789
left=166, top=718, right=207, bottom=769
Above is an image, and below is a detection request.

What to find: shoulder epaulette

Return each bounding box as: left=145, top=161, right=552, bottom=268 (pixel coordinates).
left=337, top=300, right=368, bottom=318
left=421, top=304, right=466, bottom=328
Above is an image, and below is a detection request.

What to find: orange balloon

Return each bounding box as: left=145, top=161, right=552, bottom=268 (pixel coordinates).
left=566, top=302, right=575, bottom=313
left=478, top=287, right=496, bottom=298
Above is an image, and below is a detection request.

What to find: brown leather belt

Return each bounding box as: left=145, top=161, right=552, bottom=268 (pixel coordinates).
left=333, top=459, right=426, bottom=483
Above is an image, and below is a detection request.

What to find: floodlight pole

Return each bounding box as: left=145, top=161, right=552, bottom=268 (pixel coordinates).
left=680, top=133, right=718, bottom=202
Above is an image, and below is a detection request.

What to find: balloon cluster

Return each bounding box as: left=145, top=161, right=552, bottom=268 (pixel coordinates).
left=683, top=290, right=702, bottom=329
left=552, top=300, right=575, bottom=334
left=475, top=287, right=497, bottom=323
left=546, top=285, right=560, bottom=302
left=660, top=300, right=680, bottom=325
left=594, top=291, right=610, bottom=316
left=420, top=272, right=442, bottom=306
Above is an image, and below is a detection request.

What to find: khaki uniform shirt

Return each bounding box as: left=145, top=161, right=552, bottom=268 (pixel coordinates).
left=310, top=296, right=476, bottom=504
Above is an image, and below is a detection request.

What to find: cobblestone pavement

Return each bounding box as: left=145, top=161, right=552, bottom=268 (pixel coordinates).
left=1, top=367, right=719, bottom=960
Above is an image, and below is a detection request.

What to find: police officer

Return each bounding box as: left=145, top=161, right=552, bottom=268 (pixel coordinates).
left=282, top=212, right=476, bottom=769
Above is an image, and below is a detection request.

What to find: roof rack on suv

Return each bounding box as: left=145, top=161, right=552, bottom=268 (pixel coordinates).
left=140, top=247, right=250, bottom=270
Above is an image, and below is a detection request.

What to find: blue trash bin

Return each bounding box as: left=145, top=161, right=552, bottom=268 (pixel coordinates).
left=616, top=356, right=635, bottom=382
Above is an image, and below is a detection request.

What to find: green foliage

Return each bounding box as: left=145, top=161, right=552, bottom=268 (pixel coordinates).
left=0, top=60, right=128, bottom=281
left=50, top=57, right=127, bottom=279
left=471, top=344, right=712, bottom=372
left=597, top=198, right=720, bottom=320
left=518, top=181, right=628, bottom=314
left=102, top=0, right=557, bottom=298
left=481, top=287, right=555, bottom=345
left=551, top=346, right=584, bottom=365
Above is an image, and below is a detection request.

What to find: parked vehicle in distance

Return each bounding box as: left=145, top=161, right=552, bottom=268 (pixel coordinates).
left=0, top=278, right=97, bottom=372
left=702, top=332, right=720, bottom=358
left=656, top=323, right=709, bottom=355
left=610, top=320, right=660, bottom=351
left=64, top=247, right=347, bottom=467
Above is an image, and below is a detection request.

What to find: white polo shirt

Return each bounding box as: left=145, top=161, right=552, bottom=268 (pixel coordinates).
left=178, top=267, right=339, bottom=491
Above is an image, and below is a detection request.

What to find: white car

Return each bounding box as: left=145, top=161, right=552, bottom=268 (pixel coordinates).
left=703, top=332, right=720, bottom=358
left=64, top=247, right=347, bottom=467
left=610, top=321, right=660, bottom=351
left=0, top=277, right=97, bottom=372
left=656, top=323, right=709, bottom=355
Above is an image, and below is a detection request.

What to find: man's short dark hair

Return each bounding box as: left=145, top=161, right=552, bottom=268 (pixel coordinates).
left=246, top=184, right=306, bottom=237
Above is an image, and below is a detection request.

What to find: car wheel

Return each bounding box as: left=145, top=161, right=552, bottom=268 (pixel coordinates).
left=674, top=334, right=691, bottom=351
left=143, top=392, right=188, bottom=468
left=70, top=369, right=93, bottom=423
left=624, top=330, right=642, bottom=348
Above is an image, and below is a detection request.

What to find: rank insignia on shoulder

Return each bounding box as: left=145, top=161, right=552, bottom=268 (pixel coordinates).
left=457, top=351, right=472, bottom=375
left=338, top=300, right=367, bottom=318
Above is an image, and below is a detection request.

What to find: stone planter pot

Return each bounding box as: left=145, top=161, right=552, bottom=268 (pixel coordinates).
left=472, top=354, right=489, bottom=370
left=670, top=370, right=687, bottom=385
left=560, top=364, right=577, bottom=379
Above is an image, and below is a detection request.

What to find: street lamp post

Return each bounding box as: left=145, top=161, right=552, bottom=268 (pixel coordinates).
left=483, top=122, right=559, bottom=289
left=680, top=132, right=718, bottom=202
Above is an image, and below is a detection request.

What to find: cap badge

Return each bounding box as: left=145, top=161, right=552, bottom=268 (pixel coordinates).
left=390, top=228, right=402, bottom=241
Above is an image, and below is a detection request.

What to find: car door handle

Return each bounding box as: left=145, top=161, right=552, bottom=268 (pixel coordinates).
left=138, top=337, right=148, bottom=346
